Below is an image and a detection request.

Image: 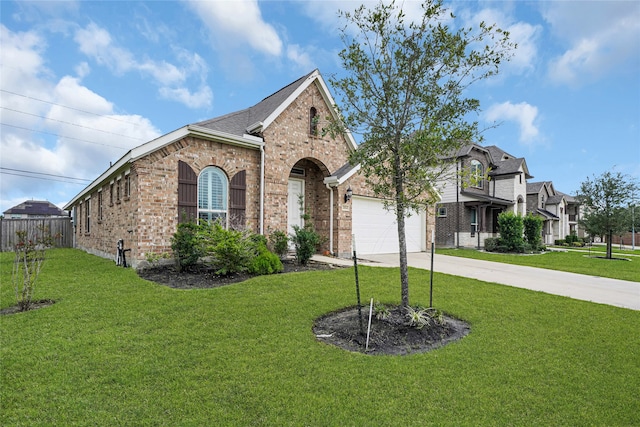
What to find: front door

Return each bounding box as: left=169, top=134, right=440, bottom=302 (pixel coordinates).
left=287, top=179, right=305, bottom=238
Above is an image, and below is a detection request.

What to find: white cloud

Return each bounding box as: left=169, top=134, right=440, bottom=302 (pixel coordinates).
left=458, top=6, right=541, bottom=77
left=286, top=44, right=314, bottom=71
left=73, top=22, right=211, bottom=108
left=185, top=0, right=282, bottom=56
left=485, top=101, right=540, bottom=144
left=0, top=25, right=161, bottom=214
left=543, top=1, right=640, bottom=86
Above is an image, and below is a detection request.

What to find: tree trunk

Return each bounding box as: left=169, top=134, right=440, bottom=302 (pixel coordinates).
left=606, top=230, right=613, bottom=259
left=397, top=207, right=409, bottom=308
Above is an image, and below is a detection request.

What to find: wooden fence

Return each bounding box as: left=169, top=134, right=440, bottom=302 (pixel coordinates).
left=0, top=217, right=73, bottom=252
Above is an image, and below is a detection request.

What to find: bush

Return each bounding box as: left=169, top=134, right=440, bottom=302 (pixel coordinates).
left=171, top=222, right=203, bottom=272
left=484, top=237, right=500, bottom=252
left=497, top=212, right=525, bottom=253
left=554, top=239, right=565, bottom=246
left=523, top=214, right=544, bottom=251
left=290, top=225, right=321, bottom=266
left=200, top=221, right=256, bottom=276
left=248, top=246, right=284, bottom=275
left=268, top=229, right=289, bottom=259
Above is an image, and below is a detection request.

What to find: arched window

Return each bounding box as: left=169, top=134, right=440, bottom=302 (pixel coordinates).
left=198, top=166, right=228, bottom=223
left=470, top=160, right=483, bottom=188
left=309, top=107, right=318, bottom=135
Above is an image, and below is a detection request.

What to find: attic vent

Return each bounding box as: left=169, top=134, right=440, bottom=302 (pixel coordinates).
left=291, top=168, right=305, bottom=177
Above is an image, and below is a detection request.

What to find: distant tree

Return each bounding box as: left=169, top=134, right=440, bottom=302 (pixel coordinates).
left=577, top=171, right=638, bottom=259
left=329, top=0, right=514, bottom=307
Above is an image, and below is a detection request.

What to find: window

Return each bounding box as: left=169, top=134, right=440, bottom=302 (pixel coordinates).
left=470, top=160, right=483, bottom=188
left=437, top=206, right=447, bottom=217
left=116, top=179, right=121, bottom=203
left=110, top=182, right=114, bottom=205
left=98, top=190, right=103, bottom=221
left=309, top=107, right=318, bottom=135
left=124, top=174, right=130, bottom=199
left=470, top=208, right=478, bottom=236
left=85, top=198, right=91, bottom=234
left=198, top=166, right=228, bottom=223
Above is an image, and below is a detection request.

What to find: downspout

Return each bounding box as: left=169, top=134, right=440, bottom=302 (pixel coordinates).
left=259, top=144, right=265, bottom=235
left=325, top=183, right=334, bottom=255
left=456, top=160, right=460, bottom=247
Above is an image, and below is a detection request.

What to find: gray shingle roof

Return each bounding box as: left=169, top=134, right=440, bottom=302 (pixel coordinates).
left=193, top=70, right=316, bottom=136
left=4, top=200, right=65, bottom=216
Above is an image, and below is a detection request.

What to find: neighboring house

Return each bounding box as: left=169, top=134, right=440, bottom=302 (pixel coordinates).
left=526, top=182, right=581, bottom=243
left=434, top=143, right=531, bottom=248
left=64, top=70, right=435, bottom=267
left=3, top=200, right=67, bottom=218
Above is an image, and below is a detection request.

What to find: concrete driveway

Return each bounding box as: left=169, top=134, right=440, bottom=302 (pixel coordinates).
left=313, top=252, right=640, bottom=311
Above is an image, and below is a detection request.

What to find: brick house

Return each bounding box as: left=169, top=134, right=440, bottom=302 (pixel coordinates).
left=526, top=181, right=581, bottom=243
left=434, top=143, right=531, bottom=248
left=64, top=70, right=435, bottom=267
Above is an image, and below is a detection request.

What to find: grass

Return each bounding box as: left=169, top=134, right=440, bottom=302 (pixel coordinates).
left=437, top=247, right=640, bottom=282
left=2, top=249, right=639, bottom=426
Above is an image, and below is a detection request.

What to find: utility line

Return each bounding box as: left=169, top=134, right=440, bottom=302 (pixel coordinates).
left=0, top=106, right=145, bottom=141
left=0, top=167, right=92, bottom=182
left=0, top=88, right=142, bottom=127
left=0, top=171, right=91, bottom=185
left=0, top=122, right=130, bottom=150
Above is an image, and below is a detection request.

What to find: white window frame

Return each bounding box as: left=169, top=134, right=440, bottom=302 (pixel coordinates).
left=198, top=166, right=229, bottom=224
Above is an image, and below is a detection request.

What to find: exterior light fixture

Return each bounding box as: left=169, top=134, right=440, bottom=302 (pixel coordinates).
left=344, top=186, right=353, bottom=203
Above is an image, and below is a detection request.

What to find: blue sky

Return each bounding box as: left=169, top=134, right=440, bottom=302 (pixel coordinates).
left=1, top=0, right=639, bottom=215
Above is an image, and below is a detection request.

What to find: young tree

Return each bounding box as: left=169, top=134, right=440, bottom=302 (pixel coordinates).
left=330, top=0, right=514, bottom=307
left=578, top=171, right=638, bottom=259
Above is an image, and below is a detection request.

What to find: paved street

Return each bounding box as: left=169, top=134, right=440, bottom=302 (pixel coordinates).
left=312, top=252, right=640, bottom=311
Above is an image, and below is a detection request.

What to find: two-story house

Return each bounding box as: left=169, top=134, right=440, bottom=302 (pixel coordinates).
left=434, top=144, right=531, bottom=248
left=526, top=181, right=580, bottom=243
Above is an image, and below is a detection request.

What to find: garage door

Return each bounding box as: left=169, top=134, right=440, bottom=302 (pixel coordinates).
left=352, top=196, right=425, bottom=254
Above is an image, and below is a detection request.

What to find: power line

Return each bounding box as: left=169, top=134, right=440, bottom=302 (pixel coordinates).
left=0, top=167, right=92, bottom=182
left=0, top=88, right=142, bottom=127
left=0, top=170, right=91, bottom=185
left=0, top=122, right=130, bottom=150
left=0, top=106, right=146, bottom=141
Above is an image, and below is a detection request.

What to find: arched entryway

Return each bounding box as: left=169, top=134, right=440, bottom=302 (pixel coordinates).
left=287, top=158, right=331, bottom=252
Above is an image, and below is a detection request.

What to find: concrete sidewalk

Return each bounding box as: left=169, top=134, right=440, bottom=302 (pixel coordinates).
left=312, top=252, right=640, bottom=311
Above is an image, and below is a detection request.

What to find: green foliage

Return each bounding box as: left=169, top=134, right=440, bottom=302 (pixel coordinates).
left=290, top=225, right=321, bottom=266
left=523, top=214, right=544, bottom=251
left=200, top=221, right=256, bottom=276
left=329, top=0, right=515, bottom=307
left=290, top=195, right=322, bottom=266
left=11, top=226, right=54, bottom=311
left=498, top=211, right=525, bottom=253
left=484, top=237, right=500, bottom=252
left=248, top=245, right=284, bottom=276
left=578, top=171, right=639, bottom=259
left=405, top=306, right=430, bottom=330
left=373, top=301, right=390, bottom=320
left=171, top=221, right=203, bottom=271
left=268, top=229, right=289, bottom=259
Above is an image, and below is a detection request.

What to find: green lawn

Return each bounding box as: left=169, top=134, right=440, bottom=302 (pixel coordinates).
left=436, top=247, right=640, bottom=282
left=2, top=249, right=639, bottom=426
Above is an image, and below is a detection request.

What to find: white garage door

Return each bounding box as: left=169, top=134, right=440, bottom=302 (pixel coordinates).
left=352, top=196, right=425, bottom=255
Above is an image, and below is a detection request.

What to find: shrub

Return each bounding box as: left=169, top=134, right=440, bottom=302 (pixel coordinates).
left=484, top=237, right=500, bottom=252
left=171, top=222, right=203, bottom=272
left=268, top=229, right=289, bottom=259
left=12, top=226, right=55, bottom=311
left=290, top=225, right=321, bottom=266
left=200, top=221, right=256, bottom=276
left=554, top=239, right=565, bottom=246
left=248, top=247, right=284, bottom=275
left=523, top=214, right=544, bottom=251
left=497, top=212, right=525, bottom=253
